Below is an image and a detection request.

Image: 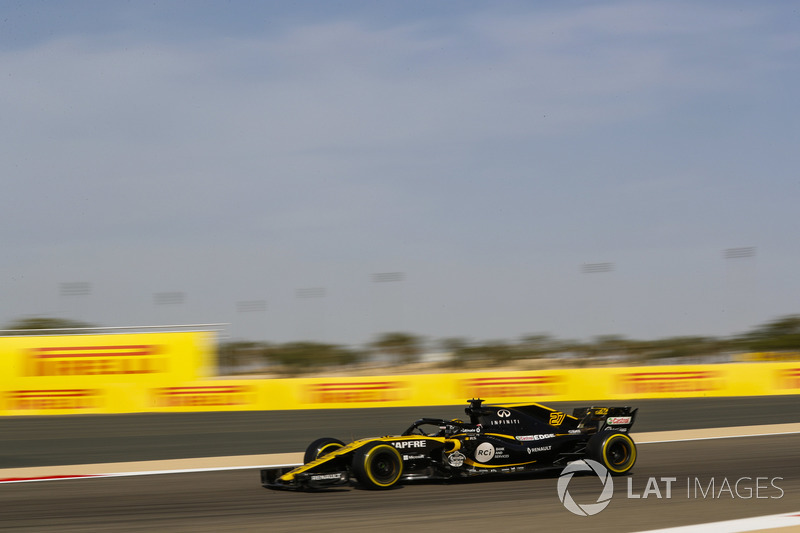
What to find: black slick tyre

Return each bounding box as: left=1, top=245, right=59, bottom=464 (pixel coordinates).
left=304, top=437, right=345, bottom=464
left=351, top=442, right=403, bottom=489
left=587, top=431, right=637, bottom=475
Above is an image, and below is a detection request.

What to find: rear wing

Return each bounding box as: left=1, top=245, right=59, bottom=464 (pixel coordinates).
left=571, top=406, right=638, bottom=432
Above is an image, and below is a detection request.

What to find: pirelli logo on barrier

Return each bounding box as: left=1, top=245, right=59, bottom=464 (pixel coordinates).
left=25, top=345, right=166, bottom=377
left=5, top=389, right=103, bottom=411
left=305, top=381, right=409, bottom=404
left=460, top=375, right=565, bottom=399
left=152, top=385, right=256, bottom=408
left=617, top=370, right=722, bottom=394
left=775, top=368, right=800, bottom=390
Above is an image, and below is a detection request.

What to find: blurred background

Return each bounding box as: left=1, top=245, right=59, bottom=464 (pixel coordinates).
left=2, top=1, right=799, bottom=374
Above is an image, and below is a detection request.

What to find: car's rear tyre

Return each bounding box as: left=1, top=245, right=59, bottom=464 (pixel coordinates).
left=351, top=442, right=403, bottom=489
left=588, top=431, right=637, bottom=475
left=304, top=437, right=345, bottom=464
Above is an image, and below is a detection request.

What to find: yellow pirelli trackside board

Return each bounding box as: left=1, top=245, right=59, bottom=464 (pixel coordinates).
left=0, top=359, right=799, bottom=415
left=0, top=331, right=216, bottom=415
left=255, top=363, right=800, bottom=410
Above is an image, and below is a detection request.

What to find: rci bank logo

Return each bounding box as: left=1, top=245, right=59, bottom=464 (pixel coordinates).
left=557, top=459, right=613, bottom=516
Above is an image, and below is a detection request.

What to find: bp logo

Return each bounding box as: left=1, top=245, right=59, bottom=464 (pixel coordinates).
left=557, top=459, right=614, bottom=516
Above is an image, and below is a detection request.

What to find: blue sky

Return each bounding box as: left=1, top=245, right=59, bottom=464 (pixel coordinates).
left=1, top=1, right=798, bottom=346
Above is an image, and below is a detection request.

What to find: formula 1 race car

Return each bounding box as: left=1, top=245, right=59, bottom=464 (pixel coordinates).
left=261, top=398, right=638, bottom=490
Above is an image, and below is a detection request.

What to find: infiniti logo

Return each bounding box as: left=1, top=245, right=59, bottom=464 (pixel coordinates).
left=557, top=460, right=614, bottom=516
left=497, top=409, right=511, bottom=418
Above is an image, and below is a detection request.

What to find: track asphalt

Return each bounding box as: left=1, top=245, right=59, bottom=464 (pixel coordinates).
left=1, top=396, right=798, bottom=532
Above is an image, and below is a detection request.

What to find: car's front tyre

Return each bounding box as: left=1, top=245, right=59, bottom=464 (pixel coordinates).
left=351, top=442, right=403, bottom=489
left=304, top=437, right=345, bottom=464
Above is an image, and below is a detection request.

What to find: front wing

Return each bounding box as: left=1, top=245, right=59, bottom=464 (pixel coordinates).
left=262, top=436, right=448, bottom=490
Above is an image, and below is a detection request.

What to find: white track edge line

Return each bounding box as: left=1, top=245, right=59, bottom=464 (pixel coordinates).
left=3, top=426, right=800, bottom=484
left=633, top=510, right=800, bottom=533
left=637, top=429, right=800, bottom=445
left=0, top=463, right=303, bottom=483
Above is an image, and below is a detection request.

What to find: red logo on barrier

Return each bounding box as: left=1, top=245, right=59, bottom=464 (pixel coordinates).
left=26, top=345, right=166, bottom=377
left=461, top=375, right=564, bottom=399
left=617, top=371, right=721, bottom=394
left=153, top=385, right=255, bottom=407
left=776, top=368, right=800, bottom=390
left=6, top=389, right=103, bottom=410
left=305, top=382, right=408, bottom=403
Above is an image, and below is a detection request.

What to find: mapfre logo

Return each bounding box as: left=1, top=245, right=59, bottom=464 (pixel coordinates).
left=391, top=440, right=426, bottom=450
left=306, top=381, right=408, bottom=404
left=557, top=460, right=614, bottom=516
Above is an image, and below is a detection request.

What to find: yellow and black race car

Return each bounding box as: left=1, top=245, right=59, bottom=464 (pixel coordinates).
left=261, top=398, right=638, bottom=490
